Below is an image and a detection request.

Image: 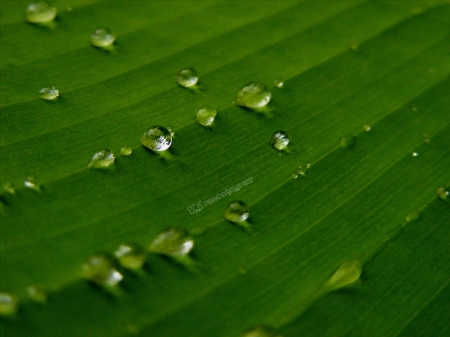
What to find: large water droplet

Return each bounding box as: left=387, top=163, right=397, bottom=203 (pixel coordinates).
left=120, top=146, right=132, bottom=156
left=3, top=182, right=15, bottom=194
left=0, top=292, right=18, bottom=316
left=177, top=68, right=198, bottom=88
left=197, top=106, right=217, bottom=127
left=148, top=227, right=194, bottom=257
left=271, top=131, right=289, bottom=151
left=26, top=285, right=47, bottom=303
left=141, top=126, right=172, bottom=152
left=323, top=261, right=362, bottom=291
left=224, top=201, right=250, bottom=223
left=242, top=325, right=282, bottom=337
left=39, top=86, right=59, bottom=100
left=24, top=176, right=40, bottom=191
left=437, top=187, right=449, bottom=201
left=82, top=253, right=123, bottom=287
left=26, top=2, right=57, bottom=23
left=406, top=212, right=420, bottom=223
left=88, top=150, right=115, bottom=169
left=114, top=243, right=146, bottom=270
left=236, top=82, right=271, bottom=108
left=91, top=28, right=115, bottom=48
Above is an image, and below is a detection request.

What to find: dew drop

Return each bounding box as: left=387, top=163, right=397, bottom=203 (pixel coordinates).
left=323, top=261, right=362, bottom=291
left=0, top=292, right=18, bottom=316
left=340, top=135, right=356, bottom=148
left=148, top=227, right=194, bottom=257
left=82, top=253, right=123, bottom=287
left=39, top=86, right=59, bottom=100
left=24, top=176, right=40, bottom=191
left=91, top=28, right=115, bottom=48
left=406, top=212, right=420, bottom=223
left=177, top=68, right=198, bottom=88
left=26, top=285, right=47, bottom=303
left=412, top=152, right=419, bottom=157
left=197, top=106, right=217, bottom=127
left=242, top=325, right=282, bottom=337
left=273, top=79, right=284, bottom=88
left=437, top=187, right=449, bottom=201
left=88, top=150, right=115, bottom=169
left=114, top=243, right=146, bottom=270
left=423, top=134, right=431, bottom=144
left=26, top=2, right=57, bottom=23
left=362, top=125, right=371, bottom=132
left=120, top=146, right=132, bottom=156
left=296, top=163, right=311, bottom=177
left=236, top=82, right=271, bottom=108
left=271, top=131, right=289, bottom=151
left=224, top=201, right=250, bottom=223
left=141, top=126, right=172, bottom=152
left=3, top=182, right=15, bottom=194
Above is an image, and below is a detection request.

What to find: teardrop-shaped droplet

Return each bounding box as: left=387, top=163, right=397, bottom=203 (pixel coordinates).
left=120, top=146, right=132, bottom=156
left=236, top=82, right=271, bottom=108
left=82, top=253, right=123, bottom=287
left=340, top=135, right=355, bottom=148
left=26, top=2, right=57, bottom=23
left=114, top=243, right=146, bottom=270
left=39, top=86, right=59, bottom=100
left=437, top=187, right=449, bottom=201
left=177, top=68, right=198, bottom=88
left=91, top=28, right=115, bottom=47
left=197, top=106, right=217, bottom=127
left=224, top=201, right=250, bottom=223
left=242, top=325, right=282, bottom=337
left=148, top=227, right=194, bottom=257
left=271, top=131, right=289, bottom=151
left=141, top=126, right=172, bottom=152
left=323, top=261, right=362, bottom=291
left=406, top=212, right=420, bottom=222
left=88, top=150, right=115, bottom=169
left=24, top=176, right=40, bottom=191
left=26, top=285, right=47, bottom=303
left=0, top=292, right=18, bottom=316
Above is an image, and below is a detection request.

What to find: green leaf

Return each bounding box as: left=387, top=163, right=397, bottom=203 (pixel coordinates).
left=1, top=0, right=449, bottom=336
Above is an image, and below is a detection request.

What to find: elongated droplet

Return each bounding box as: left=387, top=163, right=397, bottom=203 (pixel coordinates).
left=273, top=79, right=284, bottom=88
left=27, top=285, right=47, bottom=303
left=271, top=131, right=289, bottom=151
left=0, top=292, right=18, bottom=316
left=406, top=212, right=420, bottom=222
left=242, top=325, right=282, bottom=337
left=148, top=227, right=194, bottom=257
left=323, top=261, right=362, bottom=291
left=197, top=106, right=217, bottom=127
left=39, top=86, right=59, bottom=100
left=236, top=82, right=271, bottom=108
left=91, top=28, right=115, bottom=47
left=177, top=68, right=198, bottom=88
left=4, top=182, right=15, bottom=194
left=88, top=150, right=115, bottom=169
left=120, top=146, right=132, bottom=156
left=82, top=253, right=123, bottom=287
left=24, top=176, right=40, bottom=191
left=362, top=125, right=371, bottom=132
left=437, top=187, right=449, bottom=201
left=26, top=2, right=57, bottom=23
left=141, top=126, right=172, bottom=152
left=224, top=201, right=249, bottom=223
left=114, top=243, right=146, bottom=270
left=340, top=135, right=355, bottom=148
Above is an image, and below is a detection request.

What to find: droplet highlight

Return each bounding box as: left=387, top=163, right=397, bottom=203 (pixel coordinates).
left=293, top=163, right=311, bottom=178
left=120, top=146, right=132, bottom=156
left=323, top=261, right=362, bottom=291
left=26, top=2, right=57, bottom=23
left=177, top=68, right=198, bottom=88
left=39, top=86, right=59, bottom=100
left=88, top=150, right=115, bottom=169
left=141, top=126, right=172, bottom=152
left=91, top=28, right=115, bottom=48
left=271, top=131, right=289, bottom=151
left=114, top=243, right=146, bottom=270
left=0, top=292, right=18, bottom=316
left=82, top=253, right=123, bottom=287
left=149, top=228, right=194, bottom=257
left=224, top=201, right=250, bottom=223
left=236, top=82, right=271, bottom=108
left=197, top=106, right=217, bottom=127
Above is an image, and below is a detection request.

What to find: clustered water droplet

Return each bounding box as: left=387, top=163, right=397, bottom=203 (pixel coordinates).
left=39, top=86, right=59, bottom=100
left=177, top=68, right=198, bottom=88
left=91, top=28, right=115, bottom=47
left=197, top=106, right=217, bottom=127
left=141, top=126, right=172, bottom=152
left=88, top=150, right=116, bottom=169
left=292, top=163, right=311, bottom=179
left=26, top=2, right=57, bottom=23
left=0, top=292, right=18, bottom=316
left=236, top=82, right=271, bottom=108
left=271, top=131, right=289, bottom=151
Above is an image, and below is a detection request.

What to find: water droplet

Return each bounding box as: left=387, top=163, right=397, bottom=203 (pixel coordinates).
left=406, top=212, right=420, bottom=222
left=39, top=86, right=59, bottom=100
left=349, top=40, right=359, bottom=51
left=197, top=106, right=217, bottom=127
left=88, top=150, right=115, bottom=169
left=82, top=253, right=123, bottom=287
left=91, top=28, right=115, bottom=48
left=437, top=187, right=449, bottom=201
left=224, top=201, right=250, bottom=223
left=0, top=292, right=18, bottom=316
left=26, top=285, right=47, bottom=303
left=236, top=82, right=271, bottom=108
left=148, top=227, right=194, bottom=257
left=412, top=152, right=419, bottom=157
left=295, top=164, right=311, bottom=178
left=24, top=176, right=40, bottom=191
left=177, top=68, right=198, bottom=88
left=323, top=261, right=362, bottom=291
left=120, top=146, right=132, bottom=156
left=340, top=135, right=356, bottom=148
left=166, top=126, right=175, bottom=136
left=114, top=243, right=146, bottom=270
left=423, top=134, right=431, bottom=144
left=362, top=125, right=371, bottom=132
left=26, top=2, right=57, bottom=23
left=242, top=325, right=282, bottom=337
left=271, top=131, right=289, bottom=151
left=411, top=106, right=418, bottom=112
left=273, top=79, right=284, bottom=88
left=141, top=126, right=172, bottom=152
left=3, top=182, right=15, bottom=194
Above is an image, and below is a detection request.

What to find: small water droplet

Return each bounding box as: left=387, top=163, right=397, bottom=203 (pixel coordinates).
left=273, top=79, right=284, bottom=88
left=362, top=125, right=371, bottom=132
left=296, top=163, right=311, bottom=177
left=236, top=82, right=271, bottom=108
left=39, top=86, right=59, bottom=100
left=26, top=2, right=57, bottom=23
left=88, top=150, right=115, bottom=169
left=406, top=212, right=420, bottom=223
left=411, top=152, right=419, bottom=157
left=141, top=126, right=172, bottom=152
left=242, top=325, right=282, bottom=337
left=177, top=68, right=198, bottom=88
left=148, top=227, right=194, bottom=257
left=224, top=201, right=250, bottom=223
left=323, top=261, right=362, bottom=291
left=120, top=146, right=132, bottom=156
left=292, top=174, right=298, bottom=179
left=349, top=40, right=359, bottom=51
left=91, top=28, right=115, bottom=48
left=340, top=135, right=356, bottom=148
left=0, top=292, right=18, bottom=316
left=82, top=253, right=123, bottom=287
left=437, top=187, right=449, bottom=201
left=166, top=126, right=175, bottom=137
left=411, top=106, right=418, bottom=112
left=26, top=285, right=47, bottom=303
left=24, top=176, right=40, bottom=191
left=271, top=131, right=289, bottom=151
left=3, top=182, right=15, bottom=194
left=423, top=134, right=431, bottom=144
left=114, top=243, right=146, bottom=270
left=197, top=106, right=217, bottom=127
